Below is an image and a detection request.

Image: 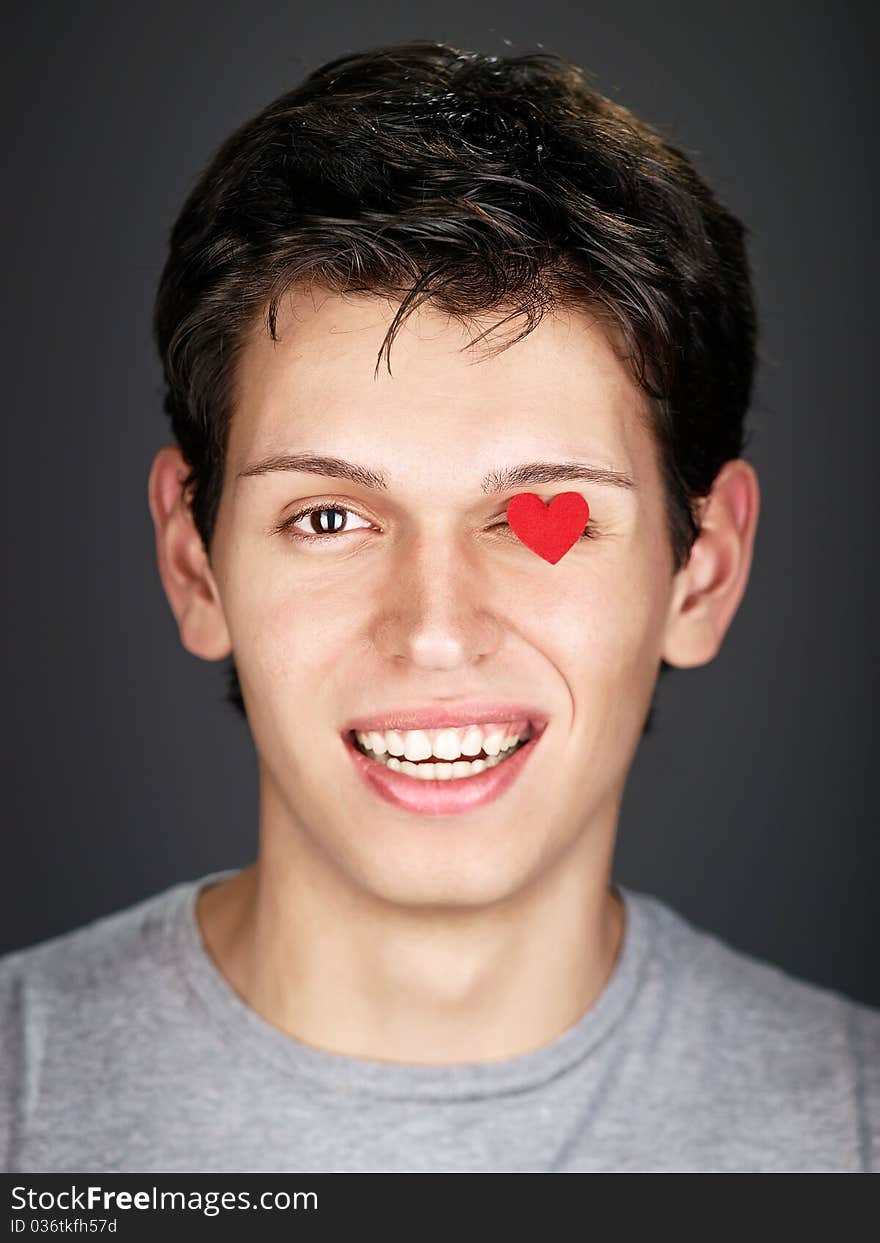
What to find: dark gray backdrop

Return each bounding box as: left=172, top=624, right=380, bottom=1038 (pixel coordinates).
left=4, top=1, right=877, bottom=1007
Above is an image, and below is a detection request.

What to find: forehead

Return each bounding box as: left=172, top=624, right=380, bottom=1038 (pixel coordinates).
left=227, top=285, right=657, bottom=483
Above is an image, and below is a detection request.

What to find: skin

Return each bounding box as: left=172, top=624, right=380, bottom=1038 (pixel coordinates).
left=148, top=287, right=760, bottom=1065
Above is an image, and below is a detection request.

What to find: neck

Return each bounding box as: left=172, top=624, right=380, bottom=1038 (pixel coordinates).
left=197, top=799, right=626, bottom=1066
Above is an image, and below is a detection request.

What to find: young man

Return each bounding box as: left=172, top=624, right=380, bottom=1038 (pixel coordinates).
left=1, top=41, right=877, bottom=1174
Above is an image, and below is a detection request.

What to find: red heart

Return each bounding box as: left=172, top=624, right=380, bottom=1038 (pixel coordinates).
left=505, top=492, right=590, bottom=564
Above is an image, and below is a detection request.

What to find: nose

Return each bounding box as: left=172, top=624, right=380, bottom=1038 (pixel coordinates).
left=371, top=527, right=504, bottom=672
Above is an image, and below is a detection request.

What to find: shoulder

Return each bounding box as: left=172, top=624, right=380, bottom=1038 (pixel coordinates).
left=0, top=880, right=190, bottom=1007
left=624, top=888, right=880, bottom=1170
left=0, top=877, right=199, bottom=1162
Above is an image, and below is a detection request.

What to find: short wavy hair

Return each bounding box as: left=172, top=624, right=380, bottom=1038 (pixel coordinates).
left=152, top=40, right=758, bottom=729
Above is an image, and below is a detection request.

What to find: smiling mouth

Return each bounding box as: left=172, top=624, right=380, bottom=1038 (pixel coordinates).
left=348, top=724, right=534, bottom=782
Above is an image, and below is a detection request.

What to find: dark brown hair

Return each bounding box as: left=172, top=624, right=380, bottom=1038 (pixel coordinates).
left=153, top=40, right=757, bottom=727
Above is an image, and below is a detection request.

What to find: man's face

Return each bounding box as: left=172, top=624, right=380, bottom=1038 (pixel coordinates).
left=207, top=288, right=679, bottom=908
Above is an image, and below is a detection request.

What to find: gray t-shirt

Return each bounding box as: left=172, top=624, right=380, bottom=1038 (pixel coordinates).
left=1, top=868, right=877, bottom=1173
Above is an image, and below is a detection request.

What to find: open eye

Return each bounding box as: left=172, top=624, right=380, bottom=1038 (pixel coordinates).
left=280, top=504, right=372, bottom=541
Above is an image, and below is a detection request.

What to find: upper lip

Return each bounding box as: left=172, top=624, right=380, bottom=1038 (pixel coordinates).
left=342, top=703, right=550, bottom=734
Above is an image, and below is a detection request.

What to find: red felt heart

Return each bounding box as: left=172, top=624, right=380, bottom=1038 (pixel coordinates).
left=505, top=492, right=590, bottom=564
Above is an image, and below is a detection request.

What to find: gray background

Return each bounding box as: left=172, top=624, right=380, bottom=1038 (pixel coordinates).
left=3, top=1, right=877, bottom=1007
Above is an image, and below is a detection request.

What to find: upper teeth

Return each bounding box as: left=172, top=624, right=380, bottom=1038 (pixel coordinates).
left=354, top=723, right=528, bottom=762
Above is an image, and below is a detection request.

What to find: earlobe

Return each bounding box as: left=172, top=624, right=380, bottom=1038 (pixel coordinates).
left=661, top=459, right=760, bottom=669
left=147, top=446, right=233, bottom=662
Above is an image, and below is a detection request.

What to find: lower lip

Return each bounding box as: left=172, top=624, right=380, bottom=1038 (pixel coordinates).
left=344, top=730, right=543, bottom=817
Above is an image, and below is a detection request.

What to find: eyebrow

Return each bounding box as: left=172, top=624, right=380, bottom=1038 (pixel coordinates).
left=237, top=452, right=636, bottom=493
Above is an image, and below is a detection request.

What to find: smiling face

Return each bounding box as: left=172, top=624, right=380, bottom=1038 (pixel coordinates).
left=186, top=287, right=685, bottom=908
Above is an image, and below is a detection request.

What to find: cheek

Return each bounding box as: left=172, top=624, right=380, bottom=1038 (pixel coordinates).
left=529, top=553, right=659, bottom=662
left=521, top=550, right=666, bottom=743
left=264, top=582, right=362, bottom=683
left=223, top=553, right=363, bottom=693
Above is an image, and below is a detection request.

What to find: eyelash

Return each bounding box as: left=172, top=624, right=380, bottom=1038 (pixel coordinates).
left=276, top=502, right=600, bottom=543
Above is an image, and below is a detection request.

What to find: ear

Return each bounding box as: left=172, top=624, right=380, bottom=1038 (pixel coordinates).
left=662, top=459, right=760, bottom=668
left=147, top=446, right=233, bottom=661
